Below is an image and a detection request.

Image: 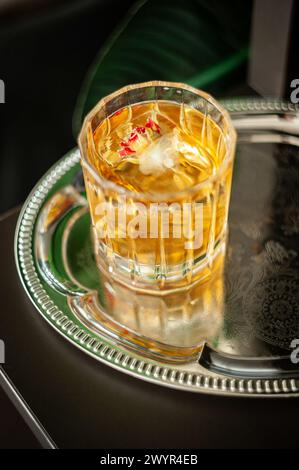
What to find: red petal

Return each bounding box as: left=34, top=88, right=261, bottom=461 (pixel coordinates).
left=128, top=131, right=138, bottom=143
left=119, top=147, right=135, bottom=157
left=146, top=118, right=161, bottom=133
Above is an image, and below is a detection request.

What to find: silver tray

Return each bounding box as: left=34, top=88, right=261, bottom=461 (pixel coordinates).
left=15, top=98, right=299, bottom=397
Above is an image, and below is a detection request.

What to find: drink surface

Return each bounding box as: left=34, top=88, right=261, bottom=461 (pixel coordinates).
left=83, top=100, right=232, bottom=288
left=91, top=101, right=224, bottom=194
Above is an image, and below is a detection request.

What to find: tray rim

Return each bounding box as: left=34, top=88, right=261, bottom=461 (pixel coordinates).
left=15, top=97, right=299, bottom=398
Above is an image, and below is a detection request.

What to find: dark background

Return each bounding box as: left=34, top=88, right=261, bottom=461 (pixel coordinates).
left=0, top=0, right=134, bottom=214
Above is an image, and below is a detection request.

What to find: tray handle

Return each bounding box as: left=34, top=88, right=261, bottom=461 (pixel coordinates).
left=199, top=343, right=299, bottom=379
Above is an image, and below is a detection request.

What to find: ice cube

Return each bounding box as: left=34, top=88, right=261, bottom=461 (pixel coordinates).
left=139, top=130, right=180, bottom=175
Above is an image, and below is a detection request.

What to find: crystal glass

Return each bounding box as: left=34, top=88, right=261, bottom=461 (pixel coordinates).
left=78, top=81, right=236, bottom=294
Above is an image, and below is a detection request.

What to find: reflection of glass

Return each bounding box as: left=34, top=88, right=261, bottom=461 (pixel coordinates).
left=79, top=82, right=236, bottom=292
left=70, top=245, right=225, bottom=361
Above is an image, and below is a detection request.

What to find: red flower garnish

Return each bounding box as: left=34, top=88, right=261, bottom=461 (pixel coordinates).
left=119, top=147, right=136, bottom=157
left=120, top=126, right=146, bottom=150
left=118, top=119, right=160, bottom=157
left=146, top=118, right=161, bottom=134
left=135, top=126, right=146, bottom=134
left=128, top=131, right=139, bottom=143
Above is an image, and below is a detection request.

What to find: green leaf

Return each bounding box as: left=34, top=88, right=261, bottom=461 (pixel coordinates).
left=73, top=0, right=252, bottom=135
